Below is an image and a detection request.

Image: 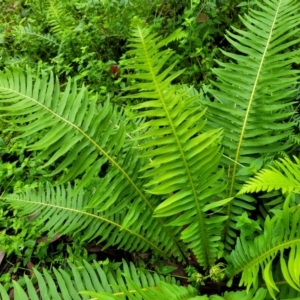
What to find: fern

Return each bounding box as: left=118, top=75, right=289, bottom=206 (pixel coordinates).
left=46, top=0, right=73, bottom=36
left=0, top=68, right=185, bottom=259
left=226, top=197, right=300, bottom=299
left=201, top=0, right=300, bottom=248
left=3, top=183, right=179, bottom=256
left=239, top=156, right=300, bottom=194
left=0, top=259, right=178, bottom=300
left=1, top=0, right=300, bottom=298
left=122, top=20, right=229, bottom=269
left=0, top=257, right=268, bottom=300
left=14, top=24, right=59, bottom=47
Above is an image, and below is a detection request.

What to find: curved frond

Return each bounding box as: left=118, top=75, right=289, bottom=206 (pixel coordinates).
left=239, top=156, right=300, bottom=194
left=3, top=183, right=182, bottom=258
left=219, top=288, right=267, bottom=300
left=0, top=68, right=185, bottom=259
left=202, top=0, right=300, bottom=247
left=0, top=259, right=177, bottom=300
left=46, top=0, right=73, bottom=36
left=14, top=25, right=59, bottom=47
left=83, top=279, right=200, bottom=300
left=226, top=198, right=300, bottom=299
left=0, top=68, right=123, bottom=188
left=122, top=20, right=228, bottom=269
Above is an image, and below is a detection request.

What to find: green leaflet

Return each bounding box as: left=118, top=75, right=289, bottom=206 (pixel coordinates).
left=0, top=259, right=178, bottom=300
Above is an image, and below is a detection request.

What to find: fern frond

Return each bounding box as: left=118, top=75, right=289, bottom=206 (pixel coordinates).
left=226, top=198, right=300, bottom=299
left=83, top=284, right=268, bottom=300
left=0, top=67, right=124, bottom=192
left=82, top=278, right=268, bottom=300
left=271, top=263, right=300, bottom=300
left=122, top=20, right=229, bottom=269
left=3, top=183, right=182, bottom=258
left=46, top=0, right=73, bottom=36
left=0, top=68, right=185, bottom=259
left=202, top=0, right=300, bottom=247
left=239, top=156, right=300, bottom=194
left=0, top=259, right=178, bottom=300
left=83, top=279, right=200, bottom=300
left=220, top=288, right=267, bottom=300
left=14, top=25, right=59, bottom=47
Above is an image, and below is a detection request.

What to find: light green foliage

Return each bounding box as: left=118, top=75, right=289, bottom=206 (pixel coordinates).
left=0, top=0, right=300, bottom=299
left=240, top=157, right=300, bottom=194
left=122, top=20, right=229, bottom=269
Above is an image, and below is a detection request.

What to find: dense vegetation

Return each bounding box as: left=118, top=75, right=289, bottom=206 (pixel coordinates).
left=1, top=0, right=300, bottom=299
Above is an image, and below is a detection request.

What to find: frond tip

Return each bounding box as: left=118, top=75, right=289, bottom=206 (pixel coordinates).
left=239, top=156, right=300, bottom=194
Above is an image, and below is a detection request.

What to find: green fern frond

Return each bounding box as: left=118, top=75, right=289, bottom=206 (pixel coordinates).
left=239, top=156, right=300, bottom=194
left=226, top=198, right=300, bottom=299
left=0, top=68, right=185, bottom=259
left=0, top=67, right=125, bottom=191
left=0, top=259, right=177, bottom=300
left=271, top=264, right=300, bottom=300
left=217, top=288, right=267, bottom=300
left=2, top=183, right=182, bottom=258
left=202, top=0, right=300, bottom=247
left=122, top=20, right=229, bottom=269
left=46, top=0, right=73, bottom=36
left=14, top=25, right=59, bottom=47
left=83, top=284, right=268, bottom=300
left=83, top=278, right=200, bottom=300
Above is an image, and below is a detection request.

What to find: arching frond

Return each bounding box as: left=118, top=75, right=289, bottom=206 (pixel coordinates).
left=201, top=0, right=300, bottom=247
left=0, top=68, right=123, bottom=189
left=83, top=284, right=268, bottom=300
left=83, top=279, right=200, bottom=300
left=14, top=25, right=59, bottom=47
left=46, top=0, right=73, bottom=36
left=239, top=156, right=300, bottom=194
left=122, top=19, right=228, bottom=269
left=226, top=198, right=300, bottom=299
left=3, top=183, right=182, bottom=258
left=0, top=259, right=177, bottom=300
left=0, top=68, right=185, bottom=259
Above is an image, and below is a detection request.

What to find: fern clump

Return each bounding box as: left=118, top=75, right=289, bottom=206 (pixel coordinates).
left=0, top=0, right=300, bottom=299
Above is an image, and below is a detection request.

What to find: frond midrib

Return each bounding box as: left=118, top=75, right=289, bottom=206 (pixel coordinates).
left=137, top=26, right=209, bottom=266
left=0, top=87, right=150, bottom=207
